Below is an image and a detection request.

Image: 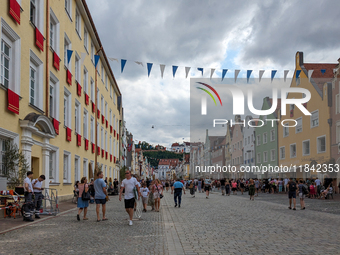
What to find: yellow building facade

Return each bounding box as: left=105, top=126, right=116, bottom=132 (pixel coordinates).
left=0, top=0, right=122, bottom=200
left=278, top=52, right=336, bottom=179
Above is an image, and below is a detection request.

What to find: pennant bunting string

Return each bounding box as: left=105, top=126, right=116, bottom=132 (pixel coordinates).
left=222, top=69, right=228, bottom=81
left=271, top=70, right=277, bottom=82
left=284, top=70, right=289, bottom=82
left=259, top=70, right=265, bottom=83
left=210, top=69, right=215, bottom=79
left=172, top=66, right=178, bottom=78
left=234, top=70, right=240, bottom=83
left=160, top=64, right=165, bottom=78
left=247, top=70, right=253, bottom=83
left=121, top=59, right=127, bottom=73
left=147, top=63, right=153, bottom=77
left=185, top=67, right=191, bottom=78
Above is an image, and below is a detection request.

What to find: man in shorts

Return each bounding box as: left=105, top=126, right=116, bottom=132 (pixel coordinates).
left=204, top=178, right=211, bottom=199
left=94, top=171, right=108, bottom=222
left=119, top=170, right=141, bottom=226
left=287, top=178, right=297, bottom=210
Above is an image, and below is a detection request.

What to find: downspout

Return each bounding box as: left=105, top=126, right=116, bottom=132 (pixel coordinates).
left=45, top=0, right=50, bottom=117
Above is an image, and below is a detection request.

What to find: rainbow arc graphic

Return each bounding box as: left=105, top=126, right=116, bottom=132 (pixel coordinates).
left=196, top=82, right=222, bottom=115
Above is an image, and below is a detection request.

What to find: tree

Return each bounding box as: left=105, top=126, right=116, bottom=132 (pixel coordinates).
left=3, top=141, right=29, bottom=189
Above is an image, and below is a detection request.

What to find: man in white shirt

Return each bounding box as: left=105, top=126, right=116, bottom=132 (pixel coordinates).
left=23, top=171, right=34, bottom=221
left=119, top=170, right=141, bottom=226
left=32, top=175, right=45, bottom=219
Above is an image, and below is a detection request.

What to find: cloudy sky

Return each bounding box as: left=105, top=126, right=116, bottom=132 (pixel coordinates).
left=87, top=0, right=340, bottom=147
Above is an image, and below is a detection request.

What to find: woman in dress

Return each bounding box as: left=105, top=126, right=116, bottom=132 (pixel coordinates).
left=309, top=182, right=316, bottom=199
left=148, top=180, right=155, bottom=211
left=77, top=177, right=89, bottom=221
left=248, top=179, right=255, bottom=201
left=152, top=179, right=163, bottom=212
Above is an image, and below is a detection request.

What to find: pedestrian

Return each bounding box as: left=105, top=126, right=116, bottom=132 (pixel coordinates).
left=315, top=177, right=321, bottom=198
left=77, top=177, right=89, bottom=221
left=198, top=179, right=202, bottom=193
left=165, top=181, right=170, bottom=192
left=113, top=178, right=119, bottom=195
left=148, top=180, right=155, bottom=211
left=152, top=179, right=163, bottom=212
left=23, top=171, right=34, bottom=221
left=140, top=183, right=149, bottom=212
left=278, top=178, right=283, bottom=193
left=94, top=171, right=108, bottom=222
left=220, top=178, right=226, bottom=195
left=298, top=179, right=306, bottom=210
left=240, top=179, right=245, bottom=195
left=204, top=177, right=211, bottom=198
left=32, top=175, right=45, bottom=219
left=172, top=178, right=186, bottom=207
left=254, top=178, right=259, bottom=197
left=119, top=170, right=141, bottom=226
left=309, top=182, right=316, bottom=199
left=232, top=180, right=237, bottom=195
left=284, top=177, right=289, bottom=194
left=189, top=180, right=195, bottom=198
left=248, top=179, right=255, bottom=201
left=201, top=179, right=205, bottom=193
left=287, top=178, right=297, bottom=210
left=225, top=179, right=230, bottom=196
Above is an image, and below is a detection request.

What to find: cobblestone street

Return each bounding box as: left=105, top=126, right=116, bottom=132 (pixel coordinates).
left=1, top=192, right=340, bottom=255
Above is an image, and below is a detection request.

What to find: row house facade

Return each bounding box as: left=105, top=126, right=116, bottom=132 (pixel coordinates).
left=0, top=0, right=122, bottom=200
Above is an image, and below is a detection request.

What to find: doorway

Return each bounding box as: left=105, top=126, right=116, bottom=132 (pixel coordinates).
left=31, top=157, right=40, bottom=179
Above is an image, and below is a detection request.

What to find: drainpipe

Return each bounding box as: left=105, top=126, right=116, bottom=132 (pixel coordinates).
left=94, top=47, right=103, bottom=179
left=45, top=0, right=50, bottom=117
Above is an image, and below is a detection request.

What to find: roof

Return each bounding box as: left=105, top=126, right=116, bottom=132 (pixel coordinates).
left=303, top=63, right=337, bottom=91
left=171, top=143, right=180, bottom=147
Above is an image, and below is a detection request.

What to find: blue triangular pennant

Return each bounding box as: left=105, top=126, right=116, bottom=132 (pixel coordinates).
left=296, top=70, right=301, bottom=81
left=94, top=55, right=100, bottom=68
left=271, top=70, right=277, bottom=82
left=67, top=50, right=73, bottom=64
left=222, top=69, right=228, bottom=81
left=197, top=68, right=203, bottom=76
left=147, top=63, right=153, bottom=77
left=121, top=59, right=127, bottom=73
left=321, top=69, right=326, bottom=75
left=172, top=66, right=178, bottom=78
left=247, top=70, right=253, bottom=83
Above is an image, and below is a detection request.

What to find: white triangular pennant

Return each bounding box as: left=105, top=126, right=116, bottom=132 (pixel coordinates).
left=210, top=68, right=215, bottom=79
left=160, top=64, right=166, bottom=78
left=308, top=70, right=314, bottom=81
left=109, top=58, right=119, bottom=63
left=185, top=67, right=191, bottom=78
left=284, top=70, right=289, bottom=82
left=259, top=70, right=265, bottom=83
left=80, top=52, right=87, bottom=66
left=234, top=70, right=240, bottom=83
left=135, top=61, right=144, bottom=67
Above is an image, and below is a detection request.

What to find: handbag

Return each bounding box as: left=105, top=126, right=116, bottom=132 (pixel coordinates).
left=156, top=185, right=163, bottom=199
left=82, top=184, right=91, bottom=201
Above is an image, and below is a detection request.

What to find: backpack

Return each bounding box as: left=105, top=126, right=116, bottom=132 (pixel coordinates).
left=302, top=185, right=309, bottom=195
left=289, top=182, right=297, bottom=191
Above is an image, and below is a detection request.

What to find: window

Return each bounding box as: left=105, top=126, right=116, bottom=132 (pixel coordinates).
left=110, top=84, right=112, bottom=98
left=263, top=133, right=267, bottom=144
left=109, top=109, right=112, bottom=126
left=280, top=147, right=285, bottom=159
left=75, top=9, right=81, bottom=37
left=263, top=151, right=267, bottom=162
left=0, top=138, right=8, bottom=176
left=83, top=109, right=88, bottom=139
left=65, top=0, right=72, bottom=19
left=29, top=50, right=43, bottom=109
left=256, top=135, right=260, bottom=146
left=64, top=34, right=71, bottom=68
left=84, top=27, right=88, bottom=51
left=1, top=18, right=21, bottom=92
left=296, top=117, right=302, bottom=133
left=336, top=122, right=340, bottom=143
left=75, top=53, right=80, bottom=83
left=49, top=151, right=55, bottom=179
left=63, top=151, right=71, bottom=183
left=64, top=88, right=71, bottom=127
left=101, top=96, right=104, bottom=114
left=283, top=123, right=289, bottom=137
left=336, top=94, right=340, bottom=114
left=75, top=100, right=81, bottom=134
left=90, top=117, right=94, bottom=143
left=290, top=144, right=296, bottom=158
left=90, top=78, right=94, bottom=102
left=270, top=130, right=275, bottom=141
left=105, top=131, right=107, bottom=152
left=101, top=127, right=104, bottom=149
left=302, top=140, right=310, bottom=156
left=97, top=123, right=99, bottom=146
left=30, top=0, right=37, bottom=25
left=113, top=89, right=116, bottom=104
left=74, top=156, right=80, bottom=183
left=311, top=110, right=319, bottom=128
left=91, top=42, right=94, bottom=64
left=317, top=136, right=326, bottom=153
left=110, top=136, right=112, bottom=154
left=101, top=64, right=104, bottom=81
left=105, top=102, right=108, bottom=119
left=83, top=159, right=88, bottom=179
left=50, top=9, right=60, bottom=53
left=83, top=66, right=88, bottom=94
left=105, top=75, right=108, bottom=90
left=270, top=149, right=275, bottom=161
left=49, top=72, right=59, bottom=119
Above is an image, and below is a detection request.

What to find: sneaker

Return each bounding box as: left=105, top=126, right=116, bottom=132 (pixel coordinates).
left=174, top=204, right=177, bottom=207
left=77, top=214, right=80, bottom=221
left=129, top=220, right=133, bottom=226
left=179, top=204, right=181, bottom=208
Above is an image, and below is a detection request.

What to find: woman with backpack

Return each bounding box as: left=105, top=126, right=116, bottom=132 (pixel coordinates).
left=76, top=177, right=89, bottom=221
